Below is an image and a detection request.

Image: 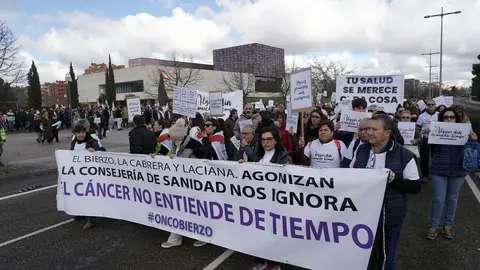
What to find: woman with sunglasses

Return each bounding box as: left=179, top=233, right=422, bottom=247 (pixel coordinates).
left=202, top=118, right=228, bottom=160
left=425, top=108, right=477, bottom=240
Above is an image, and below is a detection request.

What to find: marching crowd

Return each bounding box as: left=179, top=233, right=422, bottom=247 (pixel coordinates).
left=3, top=96, right=478, bottom=270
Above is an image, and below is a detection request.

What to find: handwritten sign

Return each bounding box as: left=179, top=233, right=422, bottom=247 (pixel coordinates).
left=126, top=97, right=141, bottom=122
left=336, top=75, right=404, bottom=113
left=209, top=92, right=223, bottom=117
left=290, top=69, right=312, bottom=112
left=397, top=122, right=416, bottom=145
left=428, top=122, right=472, bottom=146
left=443, top=96, right=453, bottom=107
left=286, top=102, right=299, bottom=134
left=173, top=86, right=197, bottom=118
left=339, top=111, right=372, bottom=132
left=433, top=96, right=447, bottom=107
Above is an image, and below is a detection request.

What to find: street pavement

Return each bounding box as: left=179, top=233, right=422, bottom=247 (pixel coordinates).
left=1, top=126, right=480, bottom=269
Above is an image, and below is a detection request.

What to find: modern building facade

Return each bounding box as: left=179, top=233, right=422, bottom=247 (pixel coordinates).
left=129, top=57, right=214, bottom=70
left=213, top=43, right=285, bottom=92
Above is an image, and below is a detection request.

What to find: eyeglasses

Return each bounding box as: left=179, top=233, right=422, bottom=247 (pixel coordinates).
left=367, top=153, right=376, bottom=168
left=443, top=115, right=455, bottom=120
left=260, top=137, right=274, bottom=143
left=311, top=115, right=321, bottom=119
left=204, top=123, right=212, bottom=127
left=427, top=104, right=435, bottom=106
left=401, top=116, right=411, bottom=120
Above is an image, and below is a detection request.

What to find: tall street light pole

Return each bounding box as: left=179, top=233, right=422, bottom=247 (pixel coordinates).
left=65, top=73, right=73, bottom=130
left=421, top=50, right=440, bottom=98
left=424, top=7, right=461, bottom=96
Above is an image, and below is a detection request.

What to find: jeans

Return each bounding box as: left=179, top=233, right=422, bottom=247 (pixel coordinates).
left=7, top=121, right=15, bottom=131
left=430, top=175, right=465, bottom=228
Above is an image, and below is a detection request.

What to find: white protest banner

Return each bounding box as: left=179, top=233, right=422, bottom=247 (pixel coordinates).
left=197, top=91, right=243, bottom=119
left=173, top=87, right=197, bottom=118
left=428, top=122, right=472, bottom=146
left=415, top=100, right=426, bottom=112
left=339, top=111, right=372, bottom=133
left=290, top=68, right=313, bottom=112
left=286, top=102, right=299, bottom=134
left=255, top=99, right=266, bottom=111
left=209, top=92, right=223, bottom=117
left=238, top=119, right=253, bottom=133
left=126, top=97, right=141, bottom=122
left=397, top=122, right=416, bottom=145
left=443, top=96, right=453, bottom=107
left=433, top=96, right=447, bottom=107
left=268, top=100, right=274, bottom=107
left=336, top=75, right=404, bottom=113
left=56, top=150, right=387, bottom=270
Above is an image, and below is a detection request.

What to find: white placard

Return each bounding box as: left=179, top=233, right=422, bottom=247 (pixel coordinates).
left=238, top=119, right=253, bottom=133
left=428, top=122, right=472, bottom=145
left=286, top=102, right=299, bottom=134
left=209, top=92, right=224, bottom=117
left=126, top=97, right=141, bottom=122
left=94, top=118, right=101, bottom=124
left=443, top=96, right=453, bottom=107
left=56, top=150, right=388, bottom=270
left=255, top=100, right=266, bottom=111
left=336, top=75, right=404, bottom=113
left=230, top=136, right=241, bottom=150
left=339, top=111, right=372, bottom=133
left=433, top=96, right=447, bottom=107
left=290, top=69, right=313, bottom=112
left=197, top=91, right=243, bottom=120
left=415, top=100, right=426, bottom=112
left=173, top=86, right=197, bottom=118
left=268, top=100, right=274, bottom=107
left=397, top=122, right=416, bottom=145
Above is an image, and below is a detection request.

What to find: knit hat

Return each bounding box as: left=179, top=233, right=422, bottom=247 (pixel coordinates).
left=169, top=118, right=187, bottom=143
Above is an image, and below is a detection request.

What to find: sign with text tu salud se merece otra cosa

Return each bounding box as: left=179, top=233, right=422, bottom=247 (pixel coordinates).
left=55, top=150, right=388, bottom=270
left=336, top=75, right=404, bottom=113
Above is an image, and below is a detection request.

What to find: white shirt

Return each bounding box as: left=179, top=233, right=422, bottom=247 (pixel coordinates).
left=416, top=111, right=438, bottom=131
left=304, top=139, right=347, bottom=169
left=345, top=138, right=365, bottom=160
left=259, top=149, right=275, bottom=163
left=349, top=146, right=420, bottom=181
left=73, top=142, right=87, bottom=151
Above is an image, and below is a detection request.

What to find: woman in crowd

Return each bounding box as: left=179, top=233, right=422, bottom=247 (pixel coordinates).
left=41, top=111, right=53, bottom=144
left=425, top=107, right=478, bottom=240
left=299, top=120, right=346, bottom=169
left=274, top=111, right=293, bottom=154
left=243, top=126, right=292, bottom=270
left=161, top=118, right=207, bottom=249
left=453, top=105, right=470, bottom=123
left=152, top=120, right=171, bottom=155
left=202, top=118, right=227, bottom=160
left=303, top=109, right=326, bottom=143
left=70, top=122, right=101, bottom=230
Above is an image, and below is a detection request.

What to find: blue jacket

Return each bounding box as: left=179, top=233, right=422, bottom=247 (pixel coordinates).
left=430, top=144, right=467, bottom=177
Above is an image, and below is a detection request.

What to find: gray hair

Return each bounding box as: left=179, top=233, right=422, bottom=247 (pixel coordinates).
left=242, top=124, right=255, bottom=133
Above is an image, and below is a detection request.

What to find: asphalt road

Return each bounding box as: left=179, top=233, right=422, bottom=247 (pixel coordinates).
left=1, top=173, right=480, bottom=270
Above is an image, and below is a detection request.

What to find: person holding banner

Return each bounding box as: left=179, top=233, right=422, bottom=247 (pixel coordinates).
left=424, top=108, right=478, bottom=240
left=152, top=120, right=171, bottom=156
left=416, top=99, right=438, bottom=183
left=242, top=126, right=292, bottom=270
left=349, top=114, right=421, bottom=270
left=161, top=118, right=208, bottom=249
left=202, top=118, right=227, bottom=161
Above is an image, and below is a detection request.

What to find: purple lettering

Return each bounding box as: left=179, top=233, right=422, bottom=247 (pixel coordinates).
left=332, top=222, right=349, bottom=243
left=115, top=184, right=122, bottom=199
left=142, top=189, right=152, bottom=204
left=224, top=204, right=234, bottom=223
left=187, top=197, right=196, bottom=215
left=352, top=224, right=374, bottom=249
left=74, top=182, right=83, bottom=196
left=281, top=215, right=288, bottom=237
left=209, top=202, right=223, bottom=220
left=269, top=212, right=280, bottom=235
left=239, top=206, right=253, bottom=226
left=172, top=195, right=182, bottom=211
left=63, top=182, right=70, bottom=196
left=107, top=184, right=115, bottom=198
left=305, top=220, right=330, bottom=242
left=155, top=191, right=163, bottom=207
left=254, top=209, right=265, bottom=231
left=289, top=217, right=303, bottom=239
left=122, top=185, right=130, bottom=201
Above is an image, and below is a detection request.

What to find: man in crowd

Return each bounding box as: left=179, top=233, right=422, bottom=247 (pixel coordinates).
left=416, top=99, right=438, bottom=183
left=129, top=115, right=156, bottom=155
left=233, top=103, right=261, bottom=140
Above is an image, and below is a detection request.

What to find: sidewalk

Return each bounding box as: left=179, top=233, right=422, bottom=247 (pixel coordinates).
left=0, top=129, right=131, bottom=181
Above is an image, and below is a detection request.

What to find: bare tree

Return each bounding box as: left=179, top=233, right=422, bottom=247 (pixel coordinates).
left=308, top=56, right=354, bottom=97
left=218, top=72, right=255, bottom=100
left=280, top=56, right=301, bottom=105
left=147, top=50, right=202, bottom=98
left=0, top=21, right=25, bottom=84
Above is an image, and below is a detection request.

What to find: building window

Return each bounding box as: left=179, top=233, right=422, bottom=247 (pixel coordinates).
left=101, top=80, right=144, bottom=94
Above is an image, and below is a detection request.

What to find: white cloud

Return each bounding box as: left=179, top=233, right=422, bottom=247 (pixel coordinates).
left=8, top=0, right=480, bottom=87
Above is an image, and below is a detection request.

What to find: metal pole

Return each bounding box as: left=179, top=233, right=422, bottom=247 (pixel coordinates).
left=439, top=7, right=444, bottom=96
left=429, top=52, right=432, bottom=98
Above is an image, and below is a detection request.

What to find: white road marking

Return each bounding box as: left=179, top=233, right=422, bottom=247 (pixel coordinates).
left=466, top=175, right=480, bottom=204
left=0, top=219, right=74, bottom=248
left=202, top=249, right=235, bottom=270
left=0, top=184, right=57, bottom=202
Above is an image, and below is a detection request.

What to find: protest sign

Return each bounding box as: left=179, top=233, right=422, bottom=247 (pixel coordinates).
left=428, top=122, right=471, bottom=146
left=209, top=92, right=223, bottom=117
left=197, top=91, right=243, bottom=119
left=339, top=111, right=372, bottom=133
left=286, top=102, right=299, bottom=134
left=173, top=87, right=197, bottom=118
left=336, top=75, right=404, bottom=113
left=397, top=122, right=416, bottom=145
left=433, top=96, right=447, bottom=107
left=290, top=68, right=313, bottom=112
left=126, top=97, right=141, bottom=122
left=56, top=150, right=388, bottom=270
left=415, top=100, right=426, bottom=112
left=443, top=96, right=453, bottom=107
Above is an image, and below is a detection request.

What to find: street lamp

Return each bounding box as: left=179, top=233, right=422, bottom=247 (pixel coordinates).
left=65, top=73, right=73, bottom=129
left=424, top=7, right=461, bottom=96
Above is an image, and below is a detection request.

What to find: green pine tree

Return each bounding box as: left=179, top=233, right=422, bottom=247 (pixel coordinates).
left=158, top=72, right=168, bottom=106
left=106, top=54, right=117, bottom=107
left=472, top=54, right=480, bottom=101
left=69, top=62, right=79, bottom=108
left=104, top=67, right=110, bottom=107
left=27, top=61, right=42, bottom=109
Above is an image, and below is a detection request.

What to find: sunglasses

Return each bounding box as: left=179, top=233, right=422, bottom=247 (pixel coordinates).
left=401, top=116, right=411, bottom=119
left=204, top=123, right=212, bottom=127
left=260, top=137, right=274, bottom=143
left=427, top=104, right=435, bottom=106
left=443, top=115, right=455, bottom=120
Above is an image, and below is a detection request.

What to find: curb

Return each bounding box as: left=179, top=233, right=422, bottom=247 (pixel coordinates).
left=0, top=167, right=58, bottom=182
left=470, top=172, right=480, bottom=182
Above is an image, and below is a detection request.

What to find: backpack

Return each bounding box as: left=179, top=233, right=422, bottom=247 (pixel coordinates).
left=463, top=141, right=480, bottom=172
left=308, top=139, right=342, bottom=159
